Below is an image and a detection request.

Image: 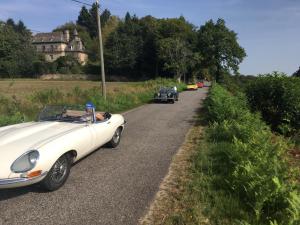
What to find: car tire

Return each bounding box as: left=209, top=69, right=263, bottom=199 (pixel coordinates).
left=108, top=127, right=122, bottom=148
left=40, top=154, right=71, bottom=191
left=170, top=99, right=175, bottom=104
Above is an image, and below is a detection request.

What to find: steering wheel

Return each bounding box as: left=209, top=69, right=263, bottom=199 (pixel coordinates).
left=104, top=112, right=111, bottom=119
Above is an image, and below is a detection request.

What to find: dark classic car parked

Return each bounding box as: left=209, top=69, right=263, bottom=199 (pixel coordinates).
left=154, top=87, right=179, bottom=103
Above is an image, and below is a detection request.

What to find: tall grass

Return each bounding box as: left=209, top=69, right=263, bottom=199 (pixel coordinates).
left=0, top=78, right=186, bottom=126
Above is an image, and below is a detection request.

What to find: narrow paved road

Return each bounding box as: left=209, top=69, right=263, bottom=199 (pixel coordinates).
left=0, top=88, right=208, bottom=225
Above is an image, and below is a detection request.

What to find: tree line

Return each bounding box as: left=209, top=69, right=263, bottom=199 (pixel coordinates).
left=3, top=4, right=297, bottom=81
left=56, top=4, right=248, bottom=82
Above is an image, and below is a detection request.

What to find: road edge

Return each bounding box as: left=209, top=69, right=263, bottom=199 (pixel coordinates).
left=138, top=123, right=206, bottom=225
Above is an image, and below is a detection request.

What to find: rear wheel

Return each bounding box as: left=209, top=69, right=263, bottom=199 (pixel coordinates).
left=108, top=127, right=122, bottom=148
left=40, top=154, right=71, bottom=191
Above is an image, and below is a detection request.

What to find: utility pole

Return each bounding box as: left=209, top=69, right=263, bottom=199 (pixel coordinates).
left=96, top=0, right=106, bottom=100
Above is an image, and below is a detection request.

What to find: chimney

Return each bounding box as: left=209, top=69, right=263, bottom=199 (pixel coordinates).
left=64, top=30, right=70, bottom=42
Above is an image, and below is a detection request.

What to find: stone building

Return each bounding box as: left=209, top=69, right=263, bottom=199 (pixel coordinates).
left=32, top=29, right=88, bottom=65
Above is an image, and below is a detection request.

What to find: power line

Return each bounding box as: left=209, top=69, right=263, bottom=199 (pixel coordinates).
left=69, top=0, right=103, bottom=10
left=67, top=0, right=105, bottom=29
left=70, top=0, right=94, bottom=7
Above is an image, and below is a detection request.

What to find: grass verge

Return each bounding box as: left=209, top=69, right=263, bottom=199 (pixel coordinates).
left=139, top=121, right=208, bottom=225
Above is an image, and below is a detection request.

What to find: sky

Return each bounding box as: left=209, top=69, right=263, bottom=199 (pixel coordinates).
left=0, top=0, right=299, bottom=75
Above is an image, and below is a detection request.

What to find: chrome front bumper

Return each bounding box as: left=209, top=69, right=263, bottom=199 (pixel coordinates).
left=0, top=172, right=47, bottom=189
left=154, top=97, right=173, bottom=101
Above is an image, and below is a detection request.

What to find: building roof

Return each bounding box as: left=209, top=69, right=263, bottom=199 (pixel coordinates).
left=32, top=32, right=66, bottom=43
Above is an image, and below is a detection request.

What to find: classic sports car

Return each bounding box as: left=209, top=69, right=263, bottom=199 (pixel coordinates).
left=0, top=103, right=125, bottom=191
left=154, top=87, right=178, bottom=103
left=186, top=83, right=198, bottom=91
left=196, top=81, right=204, bottom=88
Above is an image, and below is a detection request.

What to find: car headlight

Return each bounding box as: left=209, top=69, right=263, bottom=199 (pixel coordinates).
left=11, top=150, right=39, bottom=173
left=158, top=93, right=160, bottom=97
left=168, top=93, right=171, bottom=97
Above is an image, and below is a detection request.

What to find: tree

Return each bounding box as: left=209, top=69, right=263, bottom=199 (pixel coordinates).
left=125, top=12, right=131, bottom=23
left=102, top=16, right=120, bottom=44
left=158, top=17, right=196, bottom=43
left=293, top=67, right=300, bottom=77
left=101, top=9, right=111, bottom=26
left=0, top=19, right=38, bottom=78
left=77, top=5, right=111, bottom=38
left=104, top=15, right=144, bottom=77
left=6, top=18, right=15, bottom=28
left=16, top=20, right=27, bottom=34
left=102, top=14, right=200, bottom=80
left=105, top=31, right=142, bottom=76
left=55, top=56, right=82, bottom=74
left=197, top=19, right=246, bottom=82
left=158, top=38, right=191, bottom=82
left=77, top=6, right=91, bottom=30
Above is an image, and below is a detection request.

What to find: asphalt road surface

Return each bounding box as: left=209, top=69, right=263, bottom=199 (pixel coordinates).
left=0, top=88, right=208, bottom=225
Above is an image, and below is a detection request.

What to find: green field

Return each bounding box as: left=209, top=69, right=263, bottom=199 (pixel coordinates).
left=0, top=79, right=138, bottom=99
left=0, top=78, right=186, bottom=126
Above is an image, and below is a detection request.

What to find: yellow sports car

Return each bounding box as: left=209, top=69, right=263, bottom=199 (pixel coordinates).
left=186, top=84, right=198, bottom=91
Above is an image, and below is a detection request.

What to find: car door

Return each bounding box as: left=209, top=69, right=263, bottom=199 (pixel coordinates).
left=89, top=119, right=115, bottom=149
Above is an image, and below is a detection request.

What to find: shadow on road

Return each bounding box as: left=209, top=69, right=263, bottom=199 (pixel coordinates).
left=183, top=96, right=209, bottom=127
left=0, top=184, right=45, bottom=201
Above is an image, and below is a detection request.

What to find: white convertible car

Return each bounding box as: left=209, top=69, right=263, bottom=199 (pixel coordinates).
left=0, top=104, right=125, bottom=191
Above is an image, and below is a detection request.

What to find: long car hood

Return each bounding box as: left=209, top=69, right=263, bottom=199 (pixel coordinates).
left=0, top=121, right=84, bottom=178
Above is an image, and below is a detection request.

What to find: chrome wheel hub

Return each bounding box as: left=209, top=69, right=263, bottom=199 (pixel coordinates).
left=112, top=130, right=120, bottom=143
left=51, top=158, right=67, bottom=183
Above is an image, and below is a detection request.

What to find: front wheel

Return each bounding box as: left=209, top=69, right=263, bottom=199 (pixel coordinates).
left=40, top=154, right=71, bottom=191
left=108, top=127, right=122, bottom=148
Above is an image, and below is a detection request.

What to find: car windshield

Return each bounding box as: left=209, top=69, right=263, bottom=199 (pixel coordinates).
left=38, top=105, right=91, bottom=123
left=159, top=88, right=168, bottom=93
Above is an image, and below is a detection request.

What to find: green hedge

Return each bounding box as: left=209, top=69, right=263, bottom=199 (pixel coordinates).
left=204, top=84, right=300, bottom=225
left=245, top=74, right=300, bottom=136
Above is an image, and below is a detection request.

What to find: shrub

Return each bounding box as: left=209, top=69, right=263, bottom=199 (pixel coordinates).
left=245, top=73, right=300, bottom=136
left=30, top=89, right=65, bottom=105
left=0, top=113, right=24, bottom=127
left=204, top=84, right=248, bottom=123
left=204, top=84, right=300, bottom=224
left=0, top=95, right=24, bottom=126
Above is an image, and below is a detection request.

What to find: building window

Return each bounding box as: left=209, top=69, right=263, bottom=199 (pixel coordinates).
left=50, top=55, right=54, bottom=60
left=42, top=46, right=46, bottom=52
left=51, top=45, right=54, bottom=52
